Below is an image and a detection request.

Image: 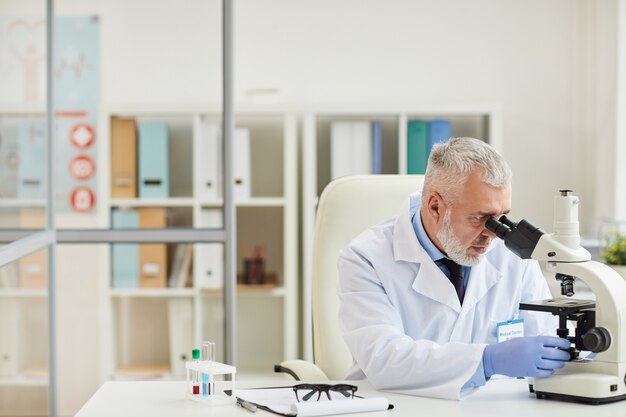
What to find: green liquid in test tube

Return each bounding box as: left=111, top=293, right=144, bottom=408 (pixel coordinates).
left=202, top=341, right=216, bottom=396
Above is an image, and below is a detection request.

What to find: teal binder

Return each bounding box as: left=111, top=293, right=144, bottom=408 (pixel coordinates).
left=371, top=120, right=382, bottom=175
left=111, top=210, right=139, bottom=289
left=427, top=119, right=452, bottom=153
left=407, top=120, right=428, bottom=174
left=17, top=120, right=45, bottom=199
left=138, top=122, right=169, bottom=198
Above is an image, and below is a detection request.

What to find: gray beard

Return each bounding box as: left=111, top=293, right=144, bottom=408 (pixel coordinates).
left=436, top=211, right=486, bottom=267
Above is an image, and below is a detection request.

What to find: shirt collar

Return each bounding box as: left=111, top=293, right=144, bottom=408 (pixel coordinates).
left=409, top=193, right=446, bottom=262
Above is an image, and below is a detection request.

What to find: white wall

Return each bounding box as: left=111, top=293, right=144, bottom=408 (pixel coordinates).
left=79, top=0, right=618, bottom=232
left=234, top=0, right=618, bottom=233
left=616, top=0, right=626, bottom=221
left=3, top=0, right=617, bottom=227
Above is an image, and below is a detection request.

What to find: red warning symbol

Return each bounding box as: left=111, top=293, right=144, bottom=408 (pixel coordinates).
left=70, top=187, right=95, bottom=213
left=69, top=123, right=95, bottom=149
left=69, top=155, right=96, bottom=180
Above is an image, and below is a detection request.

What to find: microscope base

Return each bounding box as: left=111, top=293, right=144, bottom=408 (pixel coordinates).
left=528, top=368, right=626, bottom=405
left=530, top=387, right=626, bottom=405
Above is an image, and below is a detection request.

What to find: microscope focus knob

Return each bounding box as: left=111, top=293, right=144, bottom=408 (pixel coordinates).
left=582, top=327, right=611, bottom=353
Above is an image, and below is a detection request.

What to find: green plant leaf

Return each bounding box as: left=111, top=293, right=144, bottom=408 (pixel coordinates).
left=601, top=231, right=626, bottom=265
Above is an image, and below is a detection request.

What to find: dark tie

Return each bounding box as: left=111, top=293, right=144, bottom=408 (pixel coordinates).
left=439, top=258, right=465, bottom=304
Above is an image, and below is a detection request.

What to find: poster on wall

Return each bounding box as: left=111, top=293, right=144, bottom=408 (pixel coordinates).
left=0, top=16, right=100, bottom=214
left=0, top=17, right=45, bottom=199
left=54, top=16, right=100, bottom=214
left=0, top=18, right=46, bottom=106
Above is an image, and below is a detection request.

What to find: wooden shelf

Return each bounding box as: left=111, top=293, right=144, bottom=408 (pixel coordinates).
left=236, top=197, right=286, bottom=207
left=0, top=289, right=47, bottom=298
left=111, top=198, right=195, bottom=208
left=110, top=288, right=195, bottom=298
left=113, top=363, right=171, bottom=380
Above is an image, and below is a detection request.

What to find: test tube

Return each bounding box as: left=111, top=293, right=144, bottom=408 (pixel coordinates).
left=201, top=342, right=209, bottom=397
left=191, top=348, right=200, bottom=395
left=202, top=341, right=216, bottom=396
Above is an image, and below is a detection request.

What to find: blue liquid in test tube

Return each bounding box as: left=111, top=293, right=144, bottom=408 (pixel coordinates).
left=201, top=342, right=208, bottom=396
left=201, top=341, right=215, bottom=397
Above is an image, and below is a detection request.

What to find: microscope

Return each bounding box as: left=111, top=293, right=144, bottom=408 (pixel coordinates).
left=485, top=190, right=626, bottom=404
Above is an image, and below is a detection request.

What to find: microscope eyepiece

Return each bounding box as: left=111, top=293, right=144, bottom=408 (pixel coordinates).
left=498, top=215, right=517, bottom=228
left=485, top=217, right=511, bottom=239
left=486, top=215, right=545, bottom=259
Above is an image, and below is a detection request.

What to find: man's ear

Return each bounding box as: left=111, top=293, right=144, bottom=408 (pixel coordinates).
left=426, top=192, right=445, bottom=224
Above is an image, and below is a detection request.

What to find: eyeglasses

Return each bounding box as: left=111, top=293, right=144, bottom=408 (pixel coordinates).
left=293, top=384, right=358, bottom=402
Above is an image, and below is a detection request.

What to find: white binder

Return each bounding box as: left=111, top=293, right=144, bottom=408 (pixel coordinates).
left=330, top=121, right=372, bottom=180
left=194, top=208, right=224, bottom=289
left=194, top=117, right=222, bottom=202
left=233, top=128, right=251, bottom=201
left=0, top=299, right=20, bottom=377
left=167, top=298, right=193, bottom=377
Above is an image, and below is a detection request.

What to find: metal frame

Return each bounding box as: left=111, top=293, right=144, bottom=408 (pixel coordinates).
left=0, top=229, right=226, bottom=243
left=616, top=0, right=626, bottom=219
left=45, top=4, right=57, bottom=416
left=222, top=0, right=237, bottom=366
left=0, top=0, right=236, bottom=415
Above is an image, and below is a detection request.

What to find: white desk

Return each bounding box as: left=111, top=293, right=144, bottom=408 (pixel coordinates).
left=74, top=378, right=625, bottom=417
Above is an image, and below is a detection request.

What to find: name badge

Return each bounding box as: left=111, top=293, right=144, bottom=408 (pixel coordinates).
left=496, top=319, right=524, bottom=342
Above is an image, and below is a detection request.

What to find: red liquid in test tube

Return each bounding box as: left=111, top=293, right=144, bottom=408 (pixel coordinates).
left=191, top=348, right=201, bottom=395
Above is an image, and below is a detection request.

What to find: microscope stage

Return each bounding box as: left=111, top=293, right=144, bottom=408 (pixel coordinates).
left=519, top=298, right=595, bottom=314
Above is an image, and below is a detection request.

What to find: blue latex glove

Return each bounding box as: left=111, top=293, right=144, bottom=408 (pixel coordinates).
left=483, top=336, right=571, bottom=379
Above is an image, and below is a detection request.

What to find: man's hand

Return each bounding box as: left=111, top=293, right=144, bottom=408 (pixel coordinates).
left=483, top=336, right=571, bottom=378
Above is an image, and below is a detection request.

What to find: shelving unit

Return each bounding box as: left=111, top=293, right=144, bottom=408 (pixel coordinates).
left=300, top=106, right=502, bottom=360
left=99, top=106, right=298, bottom=380
left=0, top=278, right=49, bottom=417
left=0, top=109, right=51, bottom=417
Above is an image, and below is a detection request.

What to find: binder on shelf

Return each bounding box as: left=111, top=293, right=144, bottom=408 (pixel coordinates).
left=111, top=209, right=139, bottom=289
left=427, top=119, right=452, bottom=153
left=0, top=123, right=18, bottom=198
left=351, top=121, right=372, bottom=175
left=195, top=208, right=223, bottom=289
left=330, top=122, right=352, bottom=179
left=0, top=299, right=20, bottom=377
left=111, top=117, right=138, bottom=198
left=371, top=120, right=383, bottom=175
left=138, top=207, right=168, bottom=288
left=407, top=119, right=428, bottom=174
left=195, top=120, right=222, bottom=201
left=138, top=122, right=169, bottom=198
left=330, top=121, right=373, bottom=180
left=233, top=128, right=251, bottom=201
left=167, top=298, right=193, bottom=377
left=0, top=263, right=19, bottom=288
left=0, top=211, right=19, bottom=287
left=18, top=208, right=47, bottom=288
left=168, top=243, right=192, bottom=288
left=17, top=120, right=45, bottom=199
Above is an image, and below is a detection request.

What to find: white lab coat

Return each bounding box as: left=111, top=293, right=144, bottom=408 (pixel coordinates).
left=337, top=192, right=556, bottom=400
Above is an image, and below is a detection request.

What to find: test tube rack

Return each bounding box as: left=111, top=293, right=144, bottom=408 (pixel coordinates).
left=185, top=360, right=236, bottom=405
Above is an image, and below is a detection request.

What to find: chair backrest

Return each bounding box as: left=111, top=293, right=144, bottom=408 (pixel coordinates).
left=311, top=175, right=425, bottom=379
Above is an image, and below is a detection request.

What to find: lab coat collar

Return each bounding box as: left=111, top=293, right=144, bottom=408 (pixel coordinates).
left=392, top=198, right=462, bottom=310
left=392, top=196, right=503, bottom=313
left=392, top=197, right=428, bottom=263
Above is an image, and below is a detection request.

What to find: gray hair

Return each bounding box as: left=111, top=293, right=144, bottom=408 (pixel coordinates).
left=423, top=137, right=512, bottom=203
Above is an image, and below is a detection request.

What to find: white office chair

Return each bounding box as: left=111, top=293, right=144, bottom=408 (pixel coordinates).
left=276, top=175, right=425, bottom=380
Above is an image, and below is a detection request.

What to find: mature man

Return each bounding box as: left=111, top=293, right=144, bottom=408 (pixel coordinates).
left=337, top=137, right=570, bottom=400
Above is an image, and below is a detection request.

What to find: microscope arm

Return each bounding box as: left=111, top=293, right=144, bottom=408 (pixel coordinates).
left=544, top=260, right=626, bottom=364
